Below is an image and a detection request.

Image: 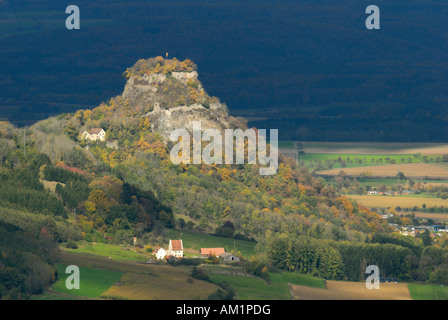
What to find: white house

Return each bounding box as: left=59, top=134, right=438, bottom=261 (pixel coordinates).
left=82, top=128, right=106, bottom=142
left=168, top=239, right=183, bottom=258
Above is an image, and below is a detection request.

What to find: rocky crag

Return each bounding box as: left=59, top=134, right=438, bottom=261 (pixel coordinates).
left=121, top=57, right=234, bottom=139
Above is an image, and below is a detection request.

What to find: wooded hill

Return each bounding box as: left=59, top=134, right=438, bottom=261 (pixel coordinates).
left=1, top=58, right=447, bottom=298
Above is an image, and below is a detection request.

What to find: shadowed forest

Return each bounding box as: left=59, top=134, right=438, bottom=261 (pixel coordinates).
left=1, top=0, right=448, bottom=141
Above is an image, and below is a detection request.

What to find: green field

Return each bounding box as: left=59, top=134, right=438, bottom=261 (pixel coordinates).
left=294, top=142, right=448, bottom=153
left=408, top=283, right=448, bottom=300
left=35, top=250, right=448, bottom=300
left=52, top=264, right=123, bottom=298
left=355, top=178, right=448, bottom=188
left=209, top=270, right=325, bottom=300
left=63, top=242, right=149, bottom=262
left=298, top=153, right=421, bottom=169
left=166, top=230, right=257, bottom=258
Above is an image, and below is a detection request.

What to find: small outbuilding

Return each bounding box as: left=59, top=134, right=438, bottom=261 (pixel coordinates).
left=218, top=252, right=240, bottom=263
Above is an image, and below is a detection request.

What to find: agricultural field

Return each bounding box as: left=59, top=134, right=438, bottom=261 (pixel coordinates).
left=38, top=251, right=448, bottom=300
left=348, top=195, right=448, bottom=209
left=413, top=212, right=448, bottom=221
left=296, top=142, right=448, bottom=155
left=280, top=141, right=448, bottom=180
left=355, top=178, right=448, bottom=188
left=317, top=163, right=448, bottom=179
left=51, top=251, right=220, bottom=300
left=408, top=283, right=448, bottom=300
left=101, top=271, right=218, bottom=300
left=52, top=264, right=123, bottom=298
left=166, top=230, right=257, bottom=258
left=299, top=153, right=421, bottom=169
left=208, top=269, right=325, bottom=300
left=290, top=280, right=413, bottom=300
left=62, top=241, right=150, bottom=262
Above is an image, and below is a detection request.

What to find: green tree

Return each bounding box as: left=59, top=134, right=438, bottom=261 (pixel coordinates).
left=422, top=230, right=432, bottom=247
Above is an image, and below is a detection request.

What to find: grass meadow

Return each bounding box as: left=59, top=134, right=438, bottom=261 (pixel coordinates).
left=408, top=284, right=448, bottom=300
left=52, top=264, right=123, bottom=298
left=166, top=230, right=257, bottom=258
left=62, top=242, right=149, bottom=262
left=208, top=270, right=325, bottom=300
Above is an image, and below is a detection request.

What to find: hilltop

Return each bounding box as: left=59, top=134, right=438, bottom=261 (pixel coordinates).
left=0, top=57, right=392, bottom=244
left=8, top=57, right=445, bottom=299
left=81, top=57, right=239, bottom=140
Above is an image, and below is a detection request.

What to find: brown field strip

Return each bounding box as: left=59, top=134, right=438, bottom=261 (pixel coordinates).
left=301, top=142, right=448, bottom=155
left=289, top=281, right=412, bottom=300
left=317, top=163, right=448, bottom=179
left=348, top=195, right=448, bottom=209
left=101, top=272, right=218, bottom=300
left=413, top=212, right=448, bottom=221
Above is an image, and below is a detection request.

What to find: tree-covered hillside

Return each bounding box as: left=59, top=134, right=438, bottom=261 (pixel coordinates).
left=2, top=57, right=448, bottom=299
left=17, top=57, right=392, bottom=244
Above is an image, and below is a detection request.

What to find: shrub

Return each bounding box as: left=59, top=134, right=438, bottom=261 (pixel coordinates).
left=65, top=241, right=78, bottom=249
left=191, top=267, right=210, bottom=282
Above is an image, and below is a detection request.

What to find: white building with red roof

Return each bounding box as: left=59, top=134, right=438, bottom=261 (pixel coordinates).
left=168, top=239, right=183, bottom=258
left=82, top=128, right=106, bottom=142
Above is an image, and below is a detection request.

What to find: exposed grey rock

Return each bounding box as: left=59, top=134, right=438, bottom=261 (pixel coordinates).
left=121, top=70, right=231, bottom=140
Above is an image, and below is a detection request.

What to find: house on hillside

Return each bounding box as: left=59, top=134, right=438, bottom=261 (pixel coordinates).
left=218, top=252, right=240, bottom=263
left=200, top=248, right=225, bottom=258
left=82, top=128, right=106, bottom=142
left=167, top=239, right=183, bottom=258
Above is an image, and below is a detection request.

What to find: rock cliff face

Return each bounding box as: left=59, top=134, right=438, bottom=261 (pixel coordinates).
left=144, top=102, right=230, bottom=140
left=121, top=58, right=231, bottom=139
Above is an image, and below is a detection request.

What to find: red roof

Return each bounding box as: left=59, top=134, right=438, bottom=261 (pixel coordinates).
left=170, top=240, right=183, bottom=251
left=89, top=128, right=103, bottom=135
left=201, top=248, right=225, bottom=256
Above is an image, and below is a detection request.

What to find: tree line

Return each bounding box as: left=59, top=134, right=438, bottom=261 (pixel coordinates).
left=266, top=233, right=448, bottom=285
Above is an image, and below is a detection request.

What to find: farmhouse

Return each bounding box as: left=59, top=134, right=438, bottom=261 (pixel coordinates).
left=168, top=239, right=183, bottom=258
left=200, top=248, right=225, bottom=258
left=82, top=128, right=106, bottom=142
